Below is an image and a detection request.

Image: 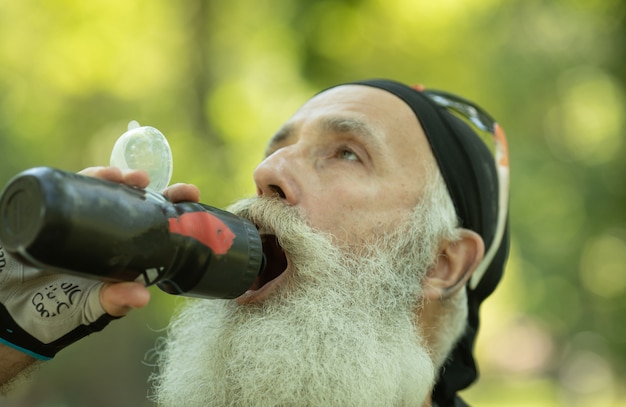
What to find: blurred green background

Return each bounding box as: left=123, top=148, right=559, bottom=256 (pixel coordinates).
left=0, top=0, right=624, bottom=406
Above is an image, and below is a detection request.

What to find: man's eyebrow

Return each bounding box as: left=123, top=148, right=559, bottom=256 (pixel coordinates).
left=265, top=124, right=295, bottom=157
left=264, top=116, right=384, bottom=157
left=319, top=116, right=383, bottom=147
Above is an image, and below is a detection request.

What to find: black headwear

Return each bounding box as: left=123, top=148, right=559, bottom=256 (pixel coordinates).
left=346, top=79, right=511, bottom=406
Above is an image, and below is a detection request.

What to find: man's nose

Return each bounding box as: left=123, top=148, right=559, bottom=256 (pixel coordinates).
left=253, top=148, right=300, bottom=205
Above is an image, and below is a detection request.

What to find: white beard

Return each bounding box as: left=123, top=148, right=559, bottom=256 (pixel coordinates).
left=150, top=197, right=442, bottom=407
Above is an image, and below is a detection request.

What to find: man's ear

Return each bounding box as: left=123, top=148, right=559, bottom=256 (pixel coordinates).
left=423, top=229, right=485, bottom=301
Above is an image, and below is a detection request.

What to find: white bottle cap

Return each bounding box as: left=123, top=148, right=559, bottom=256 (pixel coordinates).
left=110, top=121, right=173, bottom=192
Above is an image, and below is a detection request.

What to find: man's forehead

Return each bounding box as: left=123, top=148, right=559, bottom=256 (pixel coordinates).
left=265, top=85, right=430, bottom=153
left=306, top=84, right=408, bottom=109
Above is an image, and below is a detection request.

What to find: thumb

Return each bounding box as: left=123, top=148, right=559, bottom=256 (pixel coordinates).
left=100, top=282, right=151, bottom=317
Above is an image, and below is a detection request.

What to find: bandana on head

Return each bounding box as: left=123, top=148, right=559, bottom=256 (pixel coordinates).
left=344, top=79, right=511, bottom=406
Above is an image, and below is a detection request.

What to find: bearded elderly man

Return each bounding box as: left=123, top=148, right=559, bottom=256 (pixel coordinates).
left=0, top=79, right=510, bottom=407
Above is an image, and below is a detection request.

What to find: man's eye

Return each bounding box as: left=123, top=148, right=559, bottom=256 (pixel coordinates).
left=338, top=148, right=360, bottom=162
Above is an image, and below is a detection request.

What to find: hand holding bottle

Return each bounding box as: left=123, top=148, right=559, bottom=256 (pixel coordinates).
left=0, top=167, right=200, bottom=361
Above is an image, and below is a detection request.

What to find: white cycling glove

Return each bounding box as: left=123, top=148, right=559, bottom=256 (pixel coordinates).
left=0, top=245, right=117, bottom=360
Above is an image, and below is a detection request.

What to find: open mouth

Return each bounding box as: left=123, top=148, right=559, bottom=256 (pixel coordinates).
left=237, top=234, right=288, bottom=304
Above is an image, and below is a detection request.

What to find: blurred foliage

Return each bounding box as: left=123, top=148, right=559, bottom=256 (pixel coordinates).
left=0, top=0, right=624, bottom=406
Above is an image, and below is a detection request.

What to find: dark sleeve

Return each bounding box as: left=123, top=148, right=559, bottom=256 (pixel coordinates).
left=454, top=395, right=471, bottom=407
left=435, top=395, right=472, bottom=407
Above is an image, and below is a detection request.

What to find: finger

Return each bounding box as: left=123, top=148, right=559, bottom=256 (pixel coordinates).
left=79, top=166, right=124, bottom=182
left=163, top=183, right=201, bottom=203
left=78, top=166, right=150, bottom=189
left=120, top=169, right=150, bottom=189
left=100, top=282, right=151, bottom=317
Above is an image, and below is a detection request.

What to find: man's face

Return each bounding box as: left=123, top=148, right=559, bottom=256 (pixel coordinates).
left=233, top=85, right=438, bottom=305
left=151, top=86, right=444, bottom=406
left=255, top=85, right=435, bottom=245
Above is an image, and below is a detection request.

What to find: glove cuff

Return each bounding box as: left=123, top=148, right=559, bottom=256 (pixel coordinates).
left=0, top=303, right=119, bottom=360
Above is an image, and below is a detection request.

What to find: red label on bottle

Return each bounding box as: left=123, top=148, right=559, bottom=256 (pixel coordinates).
left=168, top=212, right=235, bottom=255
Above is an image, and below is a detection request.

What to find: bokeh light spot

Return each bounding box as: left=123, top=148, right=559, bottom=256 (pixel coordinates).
left=545, top=66, right=624, bottom=165
left=580, top=230, right=626, bottom=299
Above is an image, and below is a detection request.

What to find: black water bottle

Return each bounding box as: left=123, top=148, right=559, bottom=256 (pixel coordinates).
left=0, top=167, right=263, bottom=299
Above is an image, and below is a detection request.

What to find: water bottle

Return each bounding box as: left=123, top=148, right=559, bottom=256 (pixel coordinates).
left=0, top=167, right=264, bottom=299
